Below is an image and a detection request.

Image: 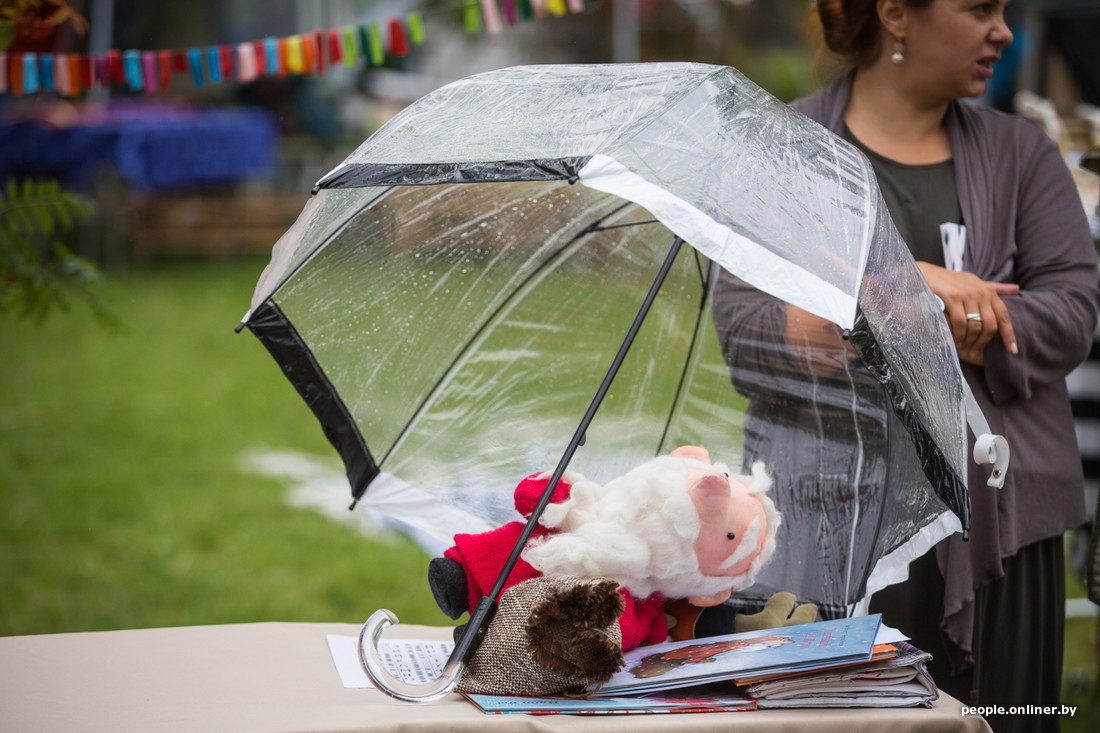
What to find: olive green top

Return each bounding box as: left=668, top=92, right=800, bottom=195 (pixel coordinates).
left=843, top=124, right=959, bottom=268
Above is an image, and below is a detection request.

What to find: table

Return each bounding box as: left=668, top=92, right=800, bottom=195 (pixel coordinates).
left=0, top=621, right=992, bottom=733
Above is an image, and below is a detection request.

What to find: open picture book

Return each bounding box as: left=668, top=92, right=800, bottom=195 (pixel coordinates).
left=588, top=613, right=883, bottom=696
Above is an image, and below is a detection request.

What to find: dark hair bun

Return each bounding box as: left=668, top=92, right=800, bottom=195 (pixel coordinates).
left=816, top=0, right=881, bottom=67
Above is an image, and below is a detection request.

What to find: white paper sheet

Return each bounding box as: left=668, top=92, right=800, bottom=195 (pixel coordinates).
left=326, top=634, right=454, bottom=689
left=874, top=623, right=908, bottom=645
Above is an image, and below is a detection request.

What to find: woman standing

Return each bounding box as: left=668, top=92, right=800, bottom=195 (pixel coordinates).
left=790, top=2, right=1099, bottom=730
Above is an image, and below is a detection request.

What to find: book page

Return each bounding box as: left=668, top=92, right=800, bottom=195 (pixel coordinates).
left=326, top=634, right=454, bottom=689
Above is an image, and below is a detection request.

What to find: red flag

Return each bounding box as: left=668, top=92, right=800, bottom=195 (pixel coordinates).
left=68, top=54, right=83, bottom=95
left=252, top=39, right=266, bottom=75
left=172, top=50, right=189, bottom=73
left=79, top=54, right=93, bottom=89
left=218, top=45, right=233, bottom=78
left=158, top=50, right=172, bottom=89
left=277, top=37, right=288, bottom=77
left=10, top=55, right=24, bottom=96
left=327, top=29, right=343, bottom=66
left=313, top=30, right=326, bottom=74
left=388, top=18, right=410, bottom=56
left=107, top=49, right=124, bottom=83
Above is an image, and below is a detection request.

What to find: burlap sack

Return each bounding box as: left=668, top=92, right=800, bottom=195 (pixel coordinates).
left=455, top=575, right=624, bottom=696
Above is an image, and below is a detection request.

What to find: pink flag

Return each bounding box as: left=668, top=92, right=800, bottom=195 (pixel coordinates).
left=55, top=53, right=72, bottom=95
left=478, top=0, right=503, bottom=34
left=237, top=42, right=257, bottom=82
left=141, top=51, right=158, bottom=93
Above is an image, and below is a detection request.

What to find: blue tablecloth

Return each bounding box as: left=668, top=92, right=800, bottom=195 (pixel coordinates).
left=0, top=104, right=278, bottom=190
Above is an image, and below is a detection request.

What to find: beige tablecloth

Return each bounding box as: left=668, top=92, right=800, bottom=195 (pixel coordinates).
left=0, top=621, right=992, bottom=733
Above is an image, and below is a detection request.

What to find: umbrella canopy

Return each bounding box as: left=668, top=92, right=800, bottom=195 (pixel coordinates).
left=242, top=63, right=1005, bottom=623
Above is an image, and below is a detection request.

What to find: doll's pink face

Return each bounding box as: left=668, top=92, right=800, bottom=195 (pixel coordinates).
left=689, top=470, right=769, bottom=580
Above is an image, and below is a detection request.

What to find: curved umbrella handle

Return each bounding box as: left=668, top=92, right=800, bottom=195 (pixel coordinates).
left=357, top=598, right=496, bottom=704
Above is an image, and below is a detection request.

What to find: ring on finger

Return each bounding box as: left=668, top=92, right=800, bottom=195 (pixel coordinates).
left=965, top=312, right=982, bottom=323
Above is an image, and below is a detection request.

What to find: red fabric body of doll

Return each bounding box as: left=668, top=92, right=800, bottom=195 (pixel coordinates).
left=442, top=472, right=669, bottom=650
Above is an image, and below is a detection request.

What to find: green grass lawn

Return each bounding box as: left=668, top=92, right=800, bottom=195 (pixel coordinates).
left=2, top=255, right=1098, bottom=729
left=0, top=256, right=451, bottom=635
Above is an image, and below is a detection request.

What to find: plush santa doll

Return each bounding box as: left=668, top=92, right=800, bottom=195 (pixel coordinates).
left=428, top=446, right=780, bottom=652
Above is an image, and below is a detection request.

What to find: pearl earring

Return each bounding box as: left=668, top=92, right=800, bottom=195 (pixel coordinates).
left=891, top=39, right=905, bottom=66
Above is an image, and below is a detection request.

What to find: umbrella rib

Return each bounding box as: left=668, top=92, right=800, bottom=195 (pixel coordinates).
left=656, top=250, right=711, bottom=454
left=376, top=200, right=637, bottom=470
left=588, top=218, right=660, bottom=232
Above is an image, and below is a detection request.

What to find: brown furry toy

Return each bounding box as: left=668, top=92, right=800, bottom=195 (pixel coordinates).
left=455, top=575, right=625, bottom=696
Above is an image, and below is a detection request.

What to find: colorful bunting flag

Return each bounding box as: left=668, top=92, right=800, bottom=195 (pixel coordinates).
left=107, top=49, right=124, bottom=84
left=1, top=1, right=591, bottom=96
left=464, top=1, right=482, bottom=33
left=250, top=39, right=265, bottom=77
left=10, top=54, right=23, bottom=95
left=80, top=54, right=93, bottom=90
left=407, top=13, right=425, bottom=45
left=94, top=54, right=109, bottom=88
left=357, top=25, right=371, bottom=67
left=313, top=30, right=325, bottom=74
left=263, top=37, right=279, bottom=76
left=238, top=42, right=257, bottom=83
left=327, top=29, right=343, bottom=66
left=479, top=0, right=504, bottom=34
left=285, top=35, right=302, bottom=75
left=367, top=23, right=384, bottom=66
left=69, top=53, right=83, bottom=95
left=142, top=50, right=158, bottom=92
left=205, top=47, right=222, bottom=83
left=56, top=54, right=72, bottom=95
left=39, top=53, right=55, bottom=91
left=501, top=0, right=517, bottom=26
left=300, top=33, right=315, bottom=76
left=172, top=50, right=188, bottom=74
left=388, top=19, right=410, bottom=57
left=23, top=53, right=39, bottom=93
left=281, top=38, right=293, bottom=76
left=341, top=26, right=359, bottom=66
left=158, top=50, right=172, bottom=90
left=123, top=49, right=142, bottom=90
left=187, top=48, right=204, bottom=86
left=219, top=45, right=234, bottom=80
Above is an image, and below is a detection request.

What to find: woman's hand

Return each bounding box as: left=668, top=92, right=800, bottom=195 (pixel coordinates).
left=916, top=262, right=1019, bottom=366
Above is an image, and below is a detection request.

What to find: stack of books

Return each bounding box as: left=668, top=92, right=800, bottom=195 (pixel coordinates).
left=465, top=613, right=938, bottom=715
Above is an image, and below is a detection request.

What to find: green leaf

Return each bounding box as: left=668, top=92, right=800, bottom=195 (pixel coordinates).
left=1, top=177, right=110, bottom=328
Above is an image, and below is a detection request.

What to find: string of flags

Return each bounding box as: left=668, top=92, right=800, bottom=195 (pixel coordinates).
left=0, top=0, right=587, bottom=97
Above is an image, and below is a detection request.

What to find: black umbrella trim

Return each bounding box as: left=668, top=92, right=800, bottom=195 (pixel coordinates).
left=246, top=299, right=379, bottom=507
left=847, top=310, right=971, bottom=538
left=318, top=157, right=592, bottom=189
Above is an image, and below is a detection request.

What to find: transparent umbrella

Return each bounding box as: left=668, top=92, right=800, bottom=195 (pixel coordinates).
left=239, top=63, right=1008, bottom=702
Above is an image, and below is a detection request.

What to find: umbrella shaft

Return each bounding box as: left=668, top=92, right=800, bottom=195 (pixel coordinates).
left=486, top=235, right=686, bottom=602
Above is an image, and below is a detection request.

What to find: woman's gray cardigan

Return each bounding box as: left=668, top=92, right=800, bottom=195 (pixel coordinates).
left=791, top=74, right=1100, bottom=659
